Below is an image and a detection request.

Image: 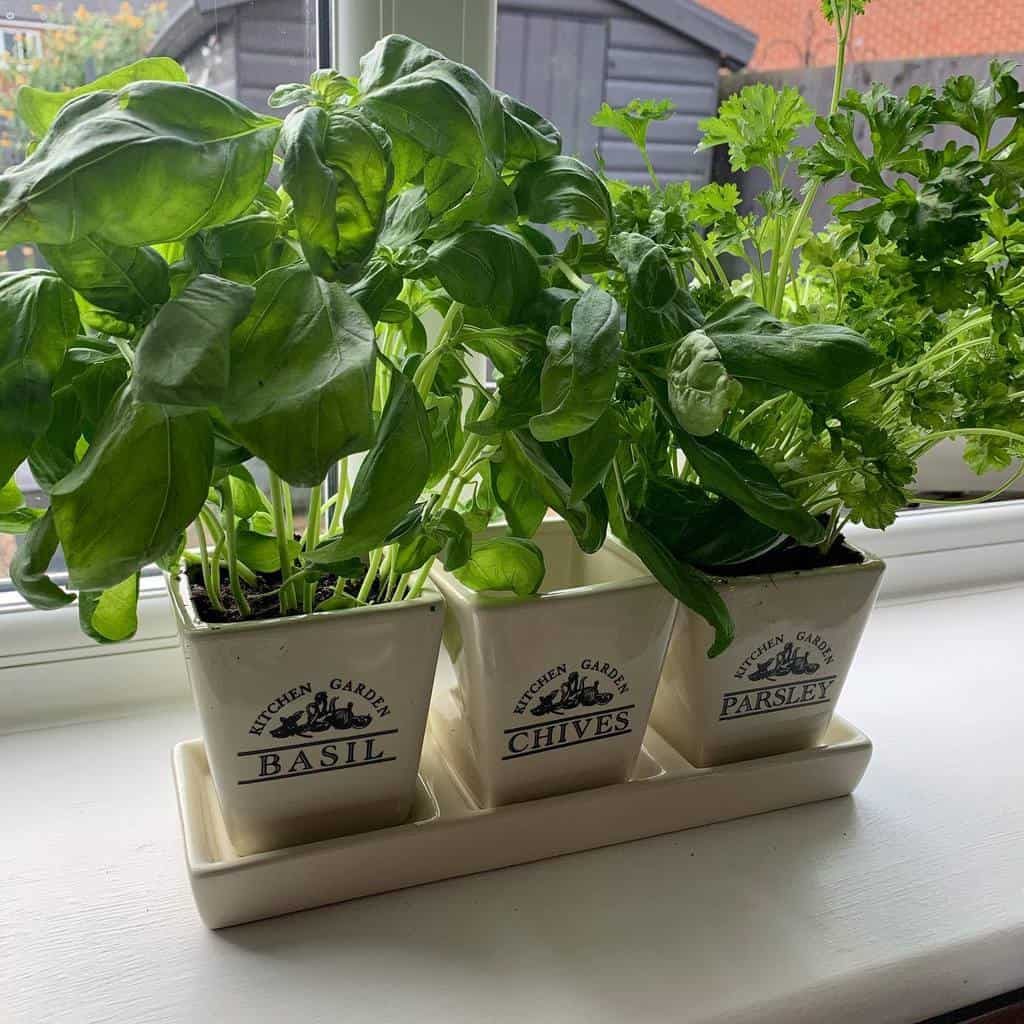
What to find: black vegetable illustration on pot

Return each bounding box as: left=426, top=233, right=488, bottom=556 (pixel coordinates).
left=270, top=691, right=373, bottom=738
left=747, top=643, right=820, bottom=682
left=531, top=671, right=614, bottom=716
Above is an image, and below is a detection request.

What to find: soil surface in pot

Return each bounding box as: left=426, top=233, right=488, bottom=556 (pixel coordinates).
left=704, top=536, right=864, bottom=578
left=186, top=564, right=385, bottom=624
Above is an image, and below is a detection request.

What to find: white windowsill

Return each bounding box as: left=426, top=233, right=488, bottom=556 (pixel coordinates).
left=2, top=570, right=1023, bottom=1022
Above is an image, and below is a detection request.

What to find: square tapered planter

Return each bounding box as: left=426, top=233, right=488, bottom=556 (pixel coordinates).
left=430, top=520, right=678, bottom=807
left=168, top=573, right=444, bottom=855
left=651, top=544, right=884, bottom=767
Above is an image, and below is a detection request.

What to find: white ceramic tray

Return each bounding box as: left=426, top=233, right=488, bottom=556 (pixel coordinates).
left=172, top=681, right=873, bottom=928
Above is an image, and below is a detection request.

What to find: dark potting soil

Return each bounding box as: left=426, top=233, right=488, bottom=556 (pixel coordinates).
left=702, top=535, right=864, bottom=578
left=186, top=563, right=384, bottom=624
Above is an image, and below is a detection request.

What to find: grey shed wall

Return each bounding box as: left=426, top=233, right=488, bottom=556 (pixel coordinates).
left=163, top=0, right=729, bottom=187
left=498, top=0, right=721, bottom=185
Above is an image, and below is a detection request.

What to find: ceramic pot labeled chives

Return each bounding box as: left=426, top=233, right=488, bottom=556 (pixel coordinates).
left=169, top=576, right=443, bottom=855
left=430, top=520, right=678, bottom=807
left=651, top=543, right=884, bottom=767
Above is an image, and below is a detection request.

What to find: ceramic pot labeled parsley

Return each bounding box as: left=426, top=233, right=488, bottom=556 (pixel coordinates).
left=651, top=541, right=884, bottom=767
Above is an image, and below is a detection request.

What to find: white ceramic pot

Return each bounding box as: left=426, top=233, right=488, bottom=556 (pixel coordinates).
left=430, top=520, right=678, bottom=807
left=651, top=544, right=884, bottom=767
left=167, top=574, right=444, bottom=855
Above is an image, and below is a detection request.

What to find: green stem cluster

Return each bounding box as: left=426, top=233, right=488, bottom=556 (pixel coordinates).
left=766, top=3, right=854, bottom=317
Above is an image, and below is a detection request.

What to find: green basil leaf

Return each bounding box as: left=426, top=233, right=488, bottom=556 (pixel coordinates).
left=501, top=94, right=560, bottom=168
left=393, top=508, right=469, bottom=574
left=133, top=275, right=254, bottom=407
left=530, top=286, right=620, bottom=442
left=490, top=457, right=547, bottom=538
left=425, top=225, right=540, bottom=323
left=51, top=388, right=214, bottom=590
left=632, top=473, right=783, bottom=568
left=453, top=536, right=545, bottom=596
left=189, top=211, right=282, bottom=286
left=379, top=186, right=431, bottom=250
left=311, top=362, right=431, bottom=564
left=383, top=502, right=424, bottom=545
left=568, top=407, right=620, bottom=503
left=16, top=57, right=188, bottom=137
left=392, top=525, right=444, bottom=576
left=10, top=509, right=74, bottom=609
left=0, top=505, right=44, bottom=534
left=425, top=393, right=459, bottom=486
left=460, top=486, right=496, bottom=533
left=267, top=82, right=318, bottom=111
left=40, top=236, right=169, bottom=325
left=439, top=509, right=473, bottom=571
left=155, top=531, right=186, bottom=572
left=667, top=330, right=742, bottom=436
left=64, top=347, right=125, bottom=429
left=224, top=464, right=268, bottom=520
left=79, top=573, right=140, bottom=643
left=503, top=430, right=606, bottom=553
left=0, top=81, right=279, bottom=248
left=280, top=105, right=392, bottom=281
left=421, top=156, right=517, bottom=233
left=0, top=474, right=21, bottom=512
left=623, top=517, right=733, bottom=658
left=315, top=590, right=366, bottom=613
left=634, top=364, right=825, bottom=546
left=348, top=258, right=402, bottom=324
left=357, top=34, right=504, bottom=179
left=704, top=297, right=881, bottom=395
left=466, top=354, right=543, bottom=437
left=236, top=529, right=300, bottom=573
left=524, top=286, right=578, bottom=332
left=221, top=264, right=376, bottom=487
left=0, top=269, right=79, bottom=483
left=626, top=290, right=703, bottom=352
left=515, top=156, right=613, bottom=235
left=609, top=233, right=676, bottom=310
left=678, top=430, right=826, bottom=547
left=357, top=35, right=511, bottom=235
left=34, top=347, right=126, bottom=492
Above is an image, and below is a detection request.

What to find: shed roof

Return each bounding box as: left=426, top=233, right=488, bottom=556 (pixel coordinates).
left=617, top=0, right=754, bottom=68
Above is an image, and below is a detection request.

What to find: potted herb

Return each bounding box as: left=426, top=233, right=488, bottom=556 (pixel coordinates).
left=591, top=0, right=1024, bottom=764
left=0, top=48, right=586, bottom=850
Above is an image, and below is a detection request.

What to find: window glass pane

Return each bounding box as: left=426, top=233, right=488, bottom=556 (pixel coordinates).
left=0, top=0, right=316, bottom=582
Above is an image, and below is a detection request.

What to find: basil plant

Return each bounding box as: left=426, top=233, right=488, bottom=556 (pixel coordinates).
left=0, top=41, right=586, bottom=640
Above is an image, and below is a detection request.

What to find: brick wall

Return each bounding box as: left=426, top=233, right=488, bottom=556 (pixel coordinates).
left=702, top=0, right=1024, bottom=71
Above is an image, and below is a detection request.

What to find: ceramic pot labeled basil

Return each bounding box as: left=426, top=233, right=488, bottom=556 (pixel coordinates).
left=651, top=544, right=884, bottom=767
left=169, top=574, right=444, bottom=855
left=430, top=520, right=677, bottom=807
